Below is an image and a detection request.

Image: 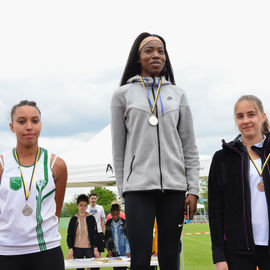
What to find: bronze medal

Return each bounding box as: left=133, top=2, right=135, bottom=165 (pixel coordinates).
left=257, top=180, right=265, bottom=192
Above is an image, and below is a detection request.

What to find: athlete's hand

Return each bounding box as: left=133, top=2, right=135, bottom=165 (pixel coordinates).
left=184, top=194, right=198, bottom=220
left=107, top=250, right=113, bottom=258
left=215, top=261, right=229, bottom=270
left=66, top=248, right=73, bottom=259
left=94, top=247, right=101, bottom=258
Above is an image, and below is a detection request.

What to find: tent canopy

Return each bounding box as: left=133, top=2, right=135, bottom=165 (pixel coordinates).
left=62, top=125, right=115, bottom=187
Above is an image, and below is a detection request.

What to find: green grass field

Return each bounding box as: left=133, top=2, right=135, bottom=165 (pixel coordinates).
left=60, top=218, right=214, bottom=270
left=182, top=223, right=213, bottom=270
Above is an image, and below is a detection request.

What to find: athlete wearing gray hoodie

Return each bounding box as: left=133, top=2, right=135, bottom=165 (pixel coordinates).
left=111, top=75, right=199, bottom=199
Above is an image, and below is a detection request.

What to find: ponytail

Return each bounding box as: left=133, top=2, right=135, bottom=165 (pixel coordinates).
left=262, top=117, right=270, bottom=135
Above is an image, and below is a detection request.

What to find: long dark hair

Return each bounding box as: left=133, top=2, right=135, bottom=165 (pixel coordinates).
left=120, top=32, right=175, bottom=86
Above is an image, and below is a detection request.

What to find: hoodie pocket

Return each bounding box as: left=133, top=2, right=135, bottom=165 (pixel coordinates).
left=126, top=155, right=135, bottom=182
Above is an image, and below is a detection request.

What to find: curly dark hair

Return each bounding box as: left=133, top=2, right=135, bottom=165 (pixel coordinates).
left=77, top=194, right=89, bottom=205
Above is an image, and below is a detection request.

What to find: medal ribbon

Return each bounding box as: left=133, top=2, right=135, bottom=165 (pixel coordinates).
left=140, top=76, right=163, bottom=114
left=14, top=147, right=40, bottom=200
left=247, top=150, right=270, bottom=177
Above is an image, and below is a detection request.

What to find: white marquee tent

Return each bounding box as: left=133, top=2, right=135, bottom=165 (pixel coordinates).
left=62, top=124, right=212, bottom=188
left=62, top=125, right=115, bottom=187
left=199, top=155, right=212, bottom=177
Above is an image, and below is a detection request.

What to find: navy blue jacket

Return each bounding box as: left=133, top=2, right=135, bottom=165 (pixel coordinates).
left=208, top=134, right=270, bottom=263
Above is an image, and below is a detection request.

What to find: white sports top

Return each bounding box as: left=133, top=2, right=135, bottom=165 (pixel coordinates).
left=249, top=139, right=269, bottom=246
left=87, top=204, right=105, bottom=233
left=0, top=148, right=61, bottom=255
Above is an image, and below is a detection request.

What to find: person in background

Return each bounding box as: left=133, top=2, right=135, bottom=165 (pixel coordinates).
left=106, top=201, right=126, bottom=222
left=0, top=100, right=67, bottom=270
left=86, top=193, right=106, bottom=260
left=66, top=194, right=100, bottom=270
left=208, top=95, right=270, bottom=270
left=111, top=32, right=200, bottom=270
left=105, top=203, right=130, bottom=270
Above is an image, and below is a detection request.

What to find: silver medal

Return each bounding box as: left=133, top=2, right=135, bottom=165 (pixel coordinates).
left=149, top=115, right=158, bottom=126
left=22, top=204, right=33, bottom=216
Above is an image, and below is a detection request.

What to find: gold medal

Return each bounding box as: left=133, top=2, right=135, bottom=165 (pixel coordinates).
left=149, top=115, right=158, bottom=126
left=257, top=180, right=265, bottom=192
left=22, top=204, right=33, bottom=216
left=140, top=76, right=162, bottom=126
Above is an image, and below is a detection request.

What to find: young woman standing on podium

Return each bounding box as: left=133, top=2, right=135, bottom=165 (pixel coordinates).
left=0, top=100, right=68, bottom=270
left=208, top=95, right=270, bottom=270
left=111, top=32, right=200, bottom=270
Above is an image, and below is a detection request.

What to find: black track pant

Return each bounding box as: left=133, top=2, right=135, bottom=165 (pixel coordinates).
left=125, top=190, right=185, bottom=270
left=73, top=247, right=95, bottom=270
left=0, top=246, right=64, bottom=270
left=226, top=246, right=270, bottom=270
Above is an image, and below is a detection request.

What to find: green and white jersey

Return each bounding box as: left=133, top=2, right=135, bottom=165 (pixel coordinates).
left=0, top=148, right=61, bottom=255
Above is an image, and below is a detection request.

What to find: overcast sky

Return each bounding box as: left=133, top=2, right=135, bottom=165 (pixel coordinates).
left=1, top=0, right=270, bottom=158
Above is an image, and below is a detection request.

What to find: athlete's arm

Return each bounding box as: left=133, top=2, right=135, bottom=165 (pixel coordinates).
left=52, top=155, right=67, bottom=220
left=101, top=217, right=105, bottom=234
left=101, top=206, right=105, bottom=233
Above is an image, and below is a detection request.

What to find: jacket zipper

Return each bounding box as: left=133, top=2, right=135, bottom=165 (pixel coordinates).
left=262, top=139, right=270, bottom=195
left=246, top=154, right=254, bottom=250
left=126, top=155, right=135, bottom=182
left=151, top=78, right=164, bottom=191
left=224, top=144, right=250, bottom=250
left=224, top=222, right=226, bottom=240
left=262, top=140, right=270, bottom=247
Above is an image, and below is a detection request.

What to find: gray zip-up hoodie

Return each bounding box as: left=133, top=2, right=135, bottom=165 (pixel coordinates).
left=111, top=75, right=199, bottom=199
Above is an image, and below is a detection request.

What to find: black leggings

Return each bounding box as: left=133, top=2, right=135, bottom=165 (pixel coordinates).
left=73, top=247, right=96, bottom=270
left=0, top=246, right=64, bottom=270
left=226, top=246, right=270, bottom=270
left=125, top=190, right=185, bottom=270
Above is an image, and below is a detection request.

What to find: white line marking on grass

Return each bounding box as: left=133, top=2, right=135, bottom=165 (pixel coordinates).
left=182, top=236, right=211, bottom=246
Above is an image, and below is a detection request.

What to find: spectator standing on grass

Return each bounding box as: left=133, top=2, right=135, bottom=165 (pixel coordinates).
left=106, top=201, right=126, bottom=222
left=0, top=100, right=67, bottom=270
left=105, top=203, right=130, bottom=270
left=209, top=95, right=270, bottom=270
left=86, top=193, right=106, bottom=261
left=66, top=194, right=100, bottom=270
